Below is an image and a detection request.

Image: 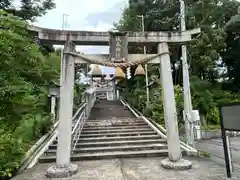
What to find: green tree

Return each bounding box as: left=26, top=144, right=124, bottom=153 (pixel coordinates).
left=221, top=12, right=240, bottom=91
left=0, top=11, right=59, bottom=178
left=185, top=0, right=239, bottom=82
left=116, top=0, right=240, bottom=83
left=1, top=0, right=55, bottom=21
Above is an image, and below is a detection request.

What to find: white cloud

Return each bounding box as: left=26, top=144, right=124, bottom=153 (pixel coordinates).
left=34, top=0, right=124, bottom=30
left=35, top=0, right=125, bottom=55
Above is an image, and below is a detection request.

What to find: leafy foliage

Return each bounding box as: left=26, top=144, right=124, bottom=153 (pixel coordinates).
left=0, top=11, right=60, bottom=178
left=1, top=0, right=55, bottom=21
left=225, top=14, right=240, bottom=32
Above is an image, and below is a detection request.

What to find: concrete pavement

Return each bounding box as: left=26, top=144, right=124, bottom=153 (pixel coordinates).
left=196, top=137, right=240, bottom=168
left=12, top=156, right=240, bottom=180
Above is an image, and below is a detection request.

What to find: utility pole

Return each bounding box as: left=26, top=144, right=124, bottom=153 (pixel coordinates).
left=137, top=14, right=150, bottom=107
left=179, top=0, right=194, bottom=147
left=60, top=14, right=69, bottom=86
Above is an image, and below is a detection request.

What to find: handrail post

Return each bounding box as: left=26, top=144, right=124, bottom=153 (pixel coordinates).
left=85, top=94, right=90, bottom=119
left=92, top=92, right=95, bottom=108
left=85, top=94, right=87, bottom=119
left=82, top=88, right=96, bottom=120
left=90, top=93, right=93, bottom=109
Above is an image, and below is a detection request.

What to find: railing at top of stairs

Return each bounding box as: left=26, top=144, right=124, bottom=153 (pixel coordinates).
left=120, top=100, right=198, bottom=155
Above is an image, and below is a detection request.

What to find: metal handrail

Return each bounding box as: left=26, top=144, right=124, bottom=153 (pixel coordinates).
left=20, top=101, right=87, bottom=170
left=71, top=104, right=86, bottom=135
left=19, top=121, right=60, bottom=171
left=121, top=100, right=197, bottom=154
left=72, top=102, right=86, bottom=120
left=71, top=103, right=87, bottom=153
left=21, top=92, right=96, bottom=171
left=71, top=111, right=86, bottom=152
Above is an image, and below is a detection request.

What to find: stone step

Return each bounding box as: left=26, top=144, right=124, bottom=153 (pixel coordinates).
left=90, top=107, right=129, bottom=109
left=86, top=118, right=140, bottom=121
left=79, top=135, right=161, bottom=142
left=91, top=108, right=126, bottom=110
left=53, top=135, right=161, bottom=144
left=45, top=144, right=168, bottom=155
left=81, top=128, right=152, bottom=134
left=83, top=122, right=146, bottom=127
left=92, top=103, right=125, bottom=106
left=39, top=100, right=178, bottom=164
left=79, top=131, right=157, bottom=137
left=56, top=130, right=155, bottom=140
left=88, top=116, right=135, bottom=120
left=85, top=120, right=143, bottom=124
left=82, top=125, right=149, bottom=131
left=39, top=149, right=169, bottom=163
left=48, top=139, right=166, bottom=149
left=90, top=110, right=129, bottom=113
left=88, top=101, right=135, bottom=120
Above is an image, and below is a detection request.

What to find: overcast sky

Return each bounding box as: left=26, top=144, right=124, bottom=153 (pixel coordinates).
left=34, top=0, right=127, bottom=54
left=32, top=0, right=128, bottom=76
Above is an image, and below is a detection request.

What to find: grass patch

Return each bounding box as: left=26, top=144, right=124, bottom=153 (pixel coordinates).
left=199, top=151, right=211, bottom=158
left=202, top=124, right=220, bottom=131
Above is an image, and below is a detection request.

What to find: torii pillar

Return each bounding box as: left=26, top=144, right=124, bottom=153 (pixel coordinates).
left=158, top=42, right=192, bottom=169
left=46, top=41, right=78, bottom=178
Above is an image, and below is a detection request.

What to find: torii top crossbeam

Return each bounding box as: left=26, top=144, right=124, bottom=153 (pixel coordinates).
left=28, top=25, right=200, bottom=45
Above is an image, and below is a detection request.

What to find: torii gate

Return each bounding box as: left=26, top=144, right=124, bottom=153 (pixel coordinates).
left=31, top=26, right=201, bottom=177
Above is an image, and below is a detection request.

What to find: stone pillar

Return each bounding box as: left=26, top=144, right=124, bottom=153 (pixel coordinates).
left=93, top=92, right=96, bottom=104
left=92, top=93, right=95, bottom=107
left=85, top=94, right=89, bottom=119
left=51, top=96, right=56, bottom=122
left=116, top=90, right=120, bottom=100
left=46, top=41, right=78, bottom=178
left=158, top=42, right=192, bottom=170
left=56, top=98, right=60, bottom=122
left=89, top=94, right=92, bottom=111
left=85, top=92, right=94, bottom=118
left=113, top=83, right=116, bottom=100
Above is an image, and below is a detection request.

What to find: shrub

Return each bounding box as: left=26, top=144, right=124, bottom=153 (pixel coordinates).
left=0, top=113, right=52, bottom=178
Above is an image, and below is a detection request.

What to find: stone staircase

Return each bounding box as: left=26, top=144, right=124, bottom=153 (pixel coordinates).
left=39, top=100, right=169, bottom=163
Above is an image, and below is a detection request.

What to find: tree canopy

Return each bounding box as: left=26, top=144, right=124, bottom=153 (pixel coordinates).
left=116, top=0, right=240, bottom=84
left=0, top=10, right=60, bottom=177
left=1, top=0, right=55, bottom=21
